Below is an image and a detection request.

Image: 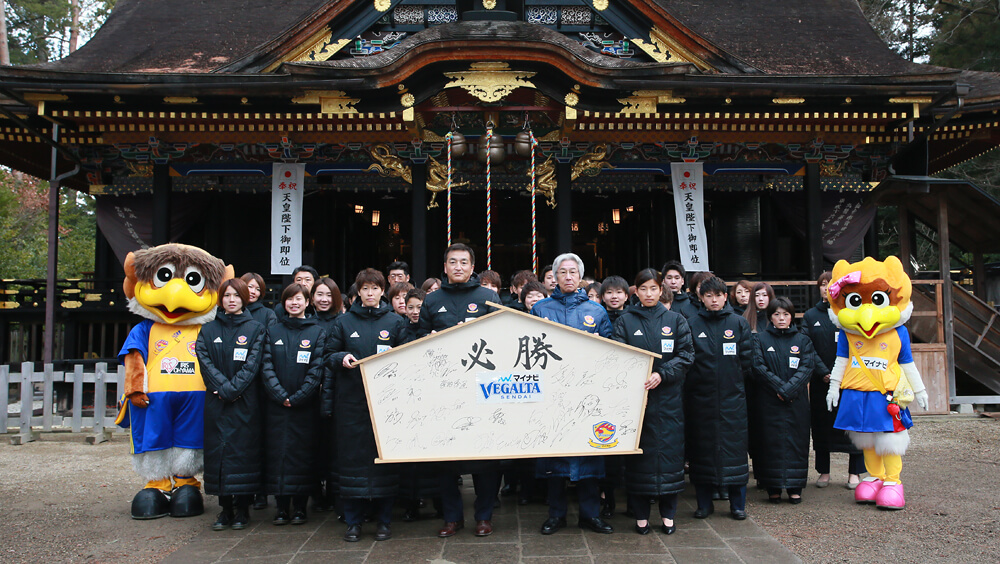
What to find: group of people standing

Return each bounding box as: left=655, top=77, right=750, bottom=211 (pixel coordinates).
left=193, top=246, right=858, bottom=541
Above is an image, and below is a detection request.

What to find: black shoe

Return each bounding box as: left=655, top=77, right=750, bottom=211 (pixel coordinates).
left=769, top=496, right=782, bottom=504
left=500, top=484, right=514, bottom=496
left=788, top=496, right=803, bottom=505
left=661, top=523, right=676, bottom=535
left=402, top=508, right=419, bottom=522
left=731, top=509, right=747, bottom=520
left=375, top=522, right=392, bottom=541
left=212, top=510, right=234, bottom=531
left=711, top=490, right=721, bottom=500
left=518, top=497, right=530, bottom=506
left=693, top=506, right=714, bottom=519
left=130, top=488, right=170, bottom=520
left=291, top=511, right=308, bottom=525
left=721, top=490, right=730, bottom=501
left=169, top=485, right=204, bottom=518
left=231, top=510, right=250, bottom=530
left=578, top=517, right=613, bottom=534
left=540, top=517, right=567, bottom=535
left=634, top=523, right=651, bottom=535
left=273, top=511, right=290, bottom=526
left=338, top=514, right=346, bottom=523
left=493, top=496, right=501, bottom=509
left=253, top=494, right=267, bottom=510
left=344, top=524, right=362, bottom=542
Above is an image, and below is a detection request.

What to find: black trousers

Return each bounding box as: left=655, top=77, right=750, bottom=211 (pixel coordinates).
left=343, top=497, right=394, bottom=526
left=815, top=449, right=866, bottom=475
left=628, top=493, right=678, bottom=521
left=547, top=477, right=601, bottom=520
left=439, top=472, right=500, bottom=522
left=695, top=484, right=746, bottom=512
left=275, top=494, right=308, bottom=513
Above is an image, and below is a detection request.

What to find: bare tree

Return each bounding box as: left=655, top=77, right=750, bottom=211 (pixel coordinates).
left=69, top=0, right=79, bottom=52
left=0, top=0, right=10, bottom=65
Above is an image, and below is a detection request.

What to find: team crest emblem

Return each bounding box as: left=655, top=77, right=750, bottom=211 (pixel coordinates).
left=662, top=326, right=673, bottom=336
left=583, top=315, right=596, bottom=327
left=467, top=303, right=478, bottom=313
left=855, top=341, right=864, bottom=350
left=187, top=341, right=196, bottom=356
left=236, top=335, right=248, bottom=345
left=378, top=330, right=390, bottom=340
left=154, top=339, right=169, bottom=353
left=880, top=342, right=888, bottom=351
left=724, top=329, right=735, bottom=339
left=588, top=421, right=619, bottom=449
left=300, top=339, right=311, bottom=348
left=790, top=346, right=800, bottom=354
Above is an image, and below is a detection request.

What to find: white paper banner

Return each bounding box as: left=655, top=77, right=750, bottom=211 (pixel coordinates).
left=271, top=163, right=305, bottom=275
left=671, top=162, right=710, bottom=272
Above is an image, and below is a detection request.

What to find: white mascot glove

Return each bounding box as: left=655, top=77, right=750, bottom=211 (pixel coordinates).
left=826, top=357, right=847, bottom=411
left=901, top=362, right=929, bottom=410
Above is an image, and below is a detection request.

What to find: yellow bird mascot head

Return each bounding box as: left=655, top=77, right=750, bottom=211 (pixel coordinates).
left=118, top=243, right=233, bottom=520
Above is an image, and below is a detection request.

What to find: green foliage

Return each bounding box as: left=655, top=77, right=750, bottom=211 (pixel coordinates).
left=4, top=0, right=116, bottom=64
left=0, top=168, right=95, bottom=279
left=859, top=0, right=938, bottom=61
left=928, top=1, right=1000, bottom=71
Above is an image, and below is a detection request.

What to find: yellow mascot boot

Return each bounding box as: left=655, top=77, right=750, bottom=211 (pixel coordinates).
left=855, top=448, right=885, bottom=504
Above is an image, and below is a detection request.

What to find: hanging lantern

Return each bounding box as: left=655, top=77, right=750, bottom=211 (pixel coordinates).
left=514, top=130, right=533, bottom=157
left=478, top=132, right=505, bottom=163
left=450, top=131, right=467, bottom=157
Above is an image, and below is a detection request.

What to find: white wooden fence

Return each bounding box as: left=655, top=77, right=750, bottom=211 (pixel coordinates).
left=1, top=362, right=126, bottom=445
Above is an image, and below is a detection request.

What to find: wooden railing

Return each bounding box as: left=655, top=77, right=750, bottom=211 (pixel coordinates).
left=1, top=362, right=125, bottom=445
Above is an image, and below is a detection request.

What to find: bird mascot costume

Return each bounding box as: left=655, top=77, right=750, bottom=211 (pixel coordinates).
left=115, top=243, right=234, bottom=519
left=825, top=255, right=929, bottom=510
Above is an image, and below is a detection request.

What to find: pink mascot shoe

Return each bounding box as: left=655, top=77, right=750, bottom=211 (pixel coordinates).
left=854, top=478, right=883, bottom=504
left=875, top=482, right=905, bottom=510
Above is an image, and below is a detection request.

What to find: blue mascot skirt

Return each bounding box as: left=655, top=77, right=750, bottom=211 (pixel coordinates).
left=834, top=389, right=913, bottom=433
left=124, top=391, right=205, bottom=455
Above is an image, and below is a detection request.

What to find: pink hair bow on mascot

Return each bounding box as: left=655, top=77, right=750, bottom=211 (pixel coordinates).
left=826, top=256, right=929, bottom=510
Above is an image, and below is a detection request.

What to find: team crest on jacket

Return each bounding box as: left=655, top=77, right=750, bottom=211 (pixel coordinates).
left=588, top=421, right=619, bottom=449
left=299, top=339, right=311, bottom=348
left=154, top=339, right=169, bottom=354
left=661, top=326, right=673, bottom=336
left=724, top=329, right=735, bottom=339
left=583, top=315, right=596, bottom=327
left=466, top=303, right=478, bottom=314
left=880, top=341, right=889, bottom=351
left=187, top=341, right=196, bottom=355
left=378, top=329, right=390, bottom=341
left=236, top=335, right=248, bottom=345
left=855, top=341, right=864, bottom=350
left=790, top=345, right=800, bottom=354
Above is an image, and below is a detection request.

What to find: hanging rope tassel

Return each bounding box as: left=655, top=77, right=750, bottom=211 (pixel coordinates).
left=446, top=132, right=453, bottom=247
left=486, top=126, right=493, bottom=271
left=530, top=131, right=537, bottom=275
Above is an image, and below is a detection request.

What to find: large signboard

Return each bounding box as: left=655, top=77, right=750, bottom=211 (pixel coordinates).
left=356, top=306, right=658, bottom=463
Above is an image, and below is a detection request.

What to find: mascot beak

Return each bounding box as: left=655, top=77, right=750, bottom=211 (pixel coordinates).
left=840, top=303, right=901, bottom=339
left=136, top=278, right=216, bottom=324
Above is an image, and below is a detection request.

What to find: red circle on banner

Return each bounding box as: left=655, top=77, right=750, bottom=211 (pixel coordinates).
left=684, top=171, right=691, bottom=178
left=284, top=171, right=292, bottom=178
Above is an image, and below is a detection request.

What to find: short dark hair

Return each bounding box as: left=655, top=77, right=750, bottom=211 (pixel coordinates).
left=688, top=271, right=713, bottom=294
left=767, top=296, right=796, bottom=319
left=698, top=276, right=728, bottom=296
left=661, top=260, right=687, bottom=286
left=520, top=280, right=548, bottom=304
left=586, top=282, right=602, bottom=296
left=239, top=272, right=266, bottom=294
left=600, top=275, right=629, bottom=295
left=280, top=283, right=309, bottom=306
left=219, top=278, right=250, bottom=308
left=311, top=277, right=344, bottom=313
left=541, top=264, right=553, bottom=277
left=633, top=268, right=662, bottom=289
left=421, top=277, right=440, bottom=292
left=817, top=271, right=833, bottom=287
left=511, top=270, right=537, bottom=288
left=387, top=261, right=410, bottom=276
left=388, top=281, right=414, bottom=301
left=291, top=265, right=319, bottom=280
left=405, top=288, right=426, bottom=303
left=355, top=268, right=387, bottom=291
left=480, top=270, right=502, bottom=288
left=443, top=243, right=475, bottom=265
left=346, top=283, right=358, bottom=300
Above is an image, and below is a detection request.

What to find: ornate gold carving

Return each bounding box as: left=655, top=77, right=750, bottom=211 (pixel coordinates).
left=443, top=62, right=537, bottom=103
left=593, top=0, right=608, bottom=10
left=537, top=130, right=562, bottom=142
left=264, top=27, right=350, bottom=72
left=366, top=144, right=412, bottom=183
left=374, top=0, right=391, bottom=12
left=483, top=0, right=497, bottom=8
left=820, top=162, right=846, bottom=177
left=423, top=130, right=447, bottom=142
left=618, top=90, right=685, bottom=114
left=23, top=93, right=68, bottom=102
left=127, top=162, right=153, bottom=177
left=564, top=92, right=579, bottom=107
left=426, top=155, right=470, bottom=209
left=532, top=156, right=558, bottom=208
left=401, top=93, right=415, bottom=108
left=163, top=97, right=198, bottom=104
left=572, top=144, right=614, bottom=180
left=772, top=97, right=805, bottom=104
left=291, top=90, right=360, bottom=115
left=632, top=26, right=713, bottom=71
left=889, top=97, right=932, bottom=104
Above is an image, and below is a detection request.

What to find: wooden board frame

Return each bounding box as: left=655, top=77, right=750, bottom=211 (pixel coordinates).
left=356, top=302, right=660, bottom=464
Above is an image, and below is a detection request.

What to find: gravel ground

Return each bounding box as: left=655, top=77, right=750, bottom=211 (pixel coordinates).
left=0, top=416, right=997, bottom=563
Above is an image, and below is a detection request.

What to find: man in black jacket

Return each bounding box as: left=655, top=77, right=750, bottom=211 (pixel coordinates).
left=662, top=260, right=699, bottom=319
left=418, top=244, right=502, bottom=538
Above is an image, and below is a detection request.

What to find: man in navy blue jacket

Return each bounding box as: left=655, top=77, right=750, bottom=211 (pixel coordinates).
left=531, top=253, right=614, bottom=535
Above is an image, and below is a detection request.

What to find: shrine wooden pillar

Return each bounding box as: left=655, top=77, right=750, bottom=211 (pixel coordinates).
left=556, top=161, right=572, bottom=254
left=898, top=206, right=915, bottom=276
left=805, top=162, right=823, bottom=285
left=973, top=251, right=985, bottom=298
left=411, top=162, right=428, bottom=282
left=152, top=164, right=171, bottom=245
left=938, top=194, right=956, bottom=399
left=864, top=220, right=879, bottom=259
left=43, top=125, right=60, bottom=364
